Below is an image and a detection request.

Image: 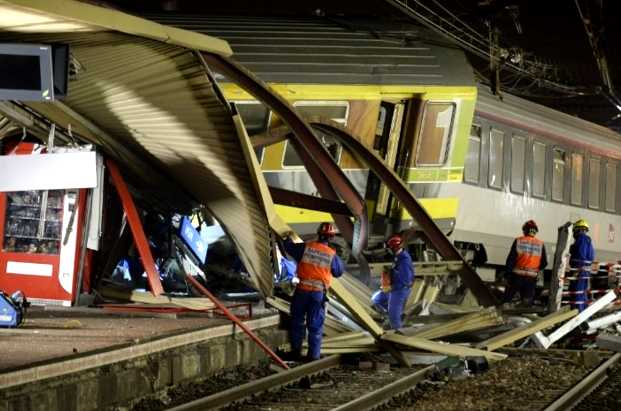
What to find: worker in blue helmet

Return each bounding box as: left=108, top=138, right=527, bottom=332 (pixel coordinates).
left=568, top=219, right=595, bottom=312
left=371, top=234, right=414, bottom=329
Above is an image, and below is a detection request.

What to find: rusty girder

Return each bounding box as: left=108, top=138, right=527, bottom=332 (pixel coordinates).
left=201, top=53, right=368, bottom=258
left=310, top=120, right=496, bottom=306
left=269, top=186, right=353, bottom=216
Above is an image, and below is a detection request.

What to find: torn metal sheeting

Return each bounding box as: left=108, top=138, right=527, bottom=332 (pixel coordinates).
left=199, top=52, right=369, bottom=259
left=309, top=120, right=495, bottom=306
left=330, top=278, right=385, bottom=338
left=404, top=307, right=504, bottom=340
left=533, top=290, right=618, bottom=349
left=0, top=16, right=274, bottom=295
left=596, top=334, right=621, bottom=352
left=586, top=311, right=621, bottom=334
left=381, top=332, right=507, bottom=362
left=0, top=0, right=232, bottom=55
left=475, top=307, right=577, bottom=352
left=100, top=287, right=215, bottom=311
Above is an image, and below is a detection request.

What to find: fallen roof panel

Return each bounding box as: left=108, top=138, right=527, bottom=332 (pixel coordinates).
left=0, top=20, right=273, bottom=296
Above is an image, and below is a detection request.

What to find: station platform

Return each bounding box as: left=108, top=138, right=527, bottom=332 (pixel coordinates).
left=0, top=304, right=286, bottom=411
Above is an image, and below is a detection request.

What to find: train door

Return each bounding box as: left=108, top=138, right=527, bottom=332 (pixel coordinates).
left=367, top=101, right=408, bottom=233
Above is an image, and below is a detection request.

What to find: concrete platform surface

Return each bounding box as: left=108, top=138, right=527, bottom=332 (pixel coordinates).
left=0, top=303, right=269, bottom=371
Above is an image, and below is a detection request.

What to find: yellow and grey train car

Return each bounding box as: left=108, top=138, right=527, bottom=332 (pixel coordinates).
left=148, top=15, right=477, bottom=242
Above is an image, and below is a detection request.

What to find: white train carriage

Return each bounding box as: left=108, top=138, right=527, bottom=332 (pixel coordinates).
left=440, top=87, right=621, bottom=271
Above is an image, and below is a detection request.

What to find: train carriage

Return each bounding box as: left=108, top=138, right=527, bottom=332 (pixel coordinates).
left=147, top=15, right=478, bottom=242
left=148, top=14, right=621, bottom=269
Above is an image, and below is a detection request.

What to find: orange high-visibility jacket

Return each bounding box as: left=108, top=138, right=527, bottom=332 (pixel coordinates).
left=297, top=241, right=336, bottom=292
left=514, top=235, right=544, bottom=277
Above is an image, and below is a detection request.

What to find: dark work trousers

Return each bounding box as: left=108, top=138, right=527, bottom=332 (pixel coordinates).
left=503, top=273, right=537, bottom=305
left=290, top=288, right=325, bottom=360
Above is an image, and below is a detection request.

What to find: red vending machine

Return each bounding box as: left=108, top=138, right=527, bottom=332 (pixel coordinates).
left=0, top=142, right=98, bottom=306
left=0, top=189, right=83, bottom=306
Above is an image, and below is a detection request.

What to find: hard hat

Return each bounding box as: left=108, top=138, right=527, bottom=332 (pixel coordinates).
left=522, top=220, right=538, bottom=233
left=386, top=234, right=403, bottom=251
left=317, top=222, right=337, bottom=237
left=574, top=219, right=589, bottom=231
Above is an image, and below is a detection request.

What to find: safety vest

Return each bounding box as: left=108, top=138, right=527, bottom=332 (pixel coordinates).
left=514, top=235, right=544, bottom=278
left=380, top=269, right=391, bottom=292
left=297, top=241, right=336, bottom=292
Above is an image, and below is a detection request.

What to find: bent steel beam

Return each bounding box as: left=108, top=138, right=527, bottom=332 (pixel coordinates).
left=269, top=186, right=353, bottom=216
left=200, top=53, right=367, bottom=257
left=310, top=120, right=496, bottom=306
left=107, top=159, right=164, bottom=296
left=185, top=273, right=289, bottom=370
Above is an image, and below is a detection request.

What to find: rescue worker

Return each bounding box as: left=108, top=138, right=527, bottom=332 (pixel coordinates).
left=371, top=234, right=414, bottom=329
left=284, top=222, right=344, bottom=361
left=503, top=220, right=548, bottom=306
left=569, top=219, right=595, bottom=312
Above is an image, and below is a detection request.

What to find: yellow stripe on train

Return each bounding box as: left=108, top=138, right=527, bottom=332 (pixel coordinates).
left=275, top=197, right=459, bottom=224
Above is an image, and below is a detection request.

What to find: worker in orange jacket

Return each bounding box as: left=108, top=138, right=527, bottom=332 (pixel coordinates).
left=503, top=220, right=548, bottom=306
left=284, top=222, right=344, bottom=361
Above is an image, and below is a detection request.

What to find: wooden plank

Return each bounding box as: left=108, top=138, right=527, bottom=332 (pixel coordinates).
left=475, top=306, right=578, bottom=351
left=330, top=277, right=385, bottom=338
left=382, top=332, right=507, bottom=362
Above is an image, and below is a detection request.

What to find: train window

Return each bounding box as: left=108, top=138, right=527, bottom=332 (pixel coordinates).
left=532, top=142, right=546, bottom=198
left=464, top=124, right=481, bottom=183
left=415, top=102, right=455, bottom=166
left=552, top=149, right=566, bottom=202
left=606, top=162, right=617, bottom=212
left=511, top=135, right=526, bottom=193
left=571, top=153, right=584, bottom=205
left=589, top=157, right=601, bottom=209
left=235, top=102, right=270, bottom=164
left=488, top=129, right=504, bottom=189
left=282, top=102, right=348, bottom=167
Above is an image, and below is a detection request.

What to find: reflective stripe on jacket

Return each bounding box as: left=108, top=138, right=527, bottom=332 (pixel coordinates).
left=297, top=241, right=336, bottom=292
left=514, top=235, right=544, bottom=277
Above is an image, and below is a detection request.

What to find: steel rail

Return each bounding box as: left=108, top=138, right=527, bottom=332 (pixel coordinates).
left=332, top=364, right=435, bottom=411
left=543, top=352, right=621, bottom=411
left=310, top=120, right=496, bottom=306
left=167, top=355, right=341, bottom=411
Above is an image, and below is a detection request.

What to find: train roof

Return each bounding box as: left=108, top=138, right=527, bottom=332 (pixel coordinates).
left=143, top=14, right=475, bottom=87
left=477, top=86, right=621, bottom=159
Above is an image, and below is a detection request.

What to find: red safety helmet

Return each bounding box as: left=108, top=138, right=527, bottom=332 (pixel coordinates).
left=522, top=220, right=538, bottom=234
left=317, top=222, right=337, bottom=237
left=386, top=234, right=403, bottom=251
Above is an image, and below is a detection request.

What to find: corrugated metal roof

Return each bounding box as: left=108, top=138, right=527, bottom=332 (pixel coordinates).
left=143, top=15, right=475, bottom=86
left=0, top=8, right=273, bottom=295
left=0, top=0, right=232, bottom=55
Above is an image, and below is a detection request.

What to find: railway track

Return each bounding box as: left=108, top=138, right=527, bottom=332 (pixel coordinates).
left=166, top=349, right=620, bottom=411
left=167, top=355, right=434, bottom=411
left=543, top=353, right=621, bottom=411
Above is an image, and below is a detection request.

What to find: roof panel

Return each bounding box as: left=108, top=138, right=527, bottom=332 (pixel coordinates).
left=144, top=14, right=474, bottom=86
left=0, top=27, right=274, bottom=296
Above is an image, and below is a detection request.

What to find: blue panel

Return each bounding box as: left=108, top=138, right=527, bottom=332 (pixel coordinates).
left=0, top=294, right=19, bottom=328
left=179, top=216, right=208, bottom=264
